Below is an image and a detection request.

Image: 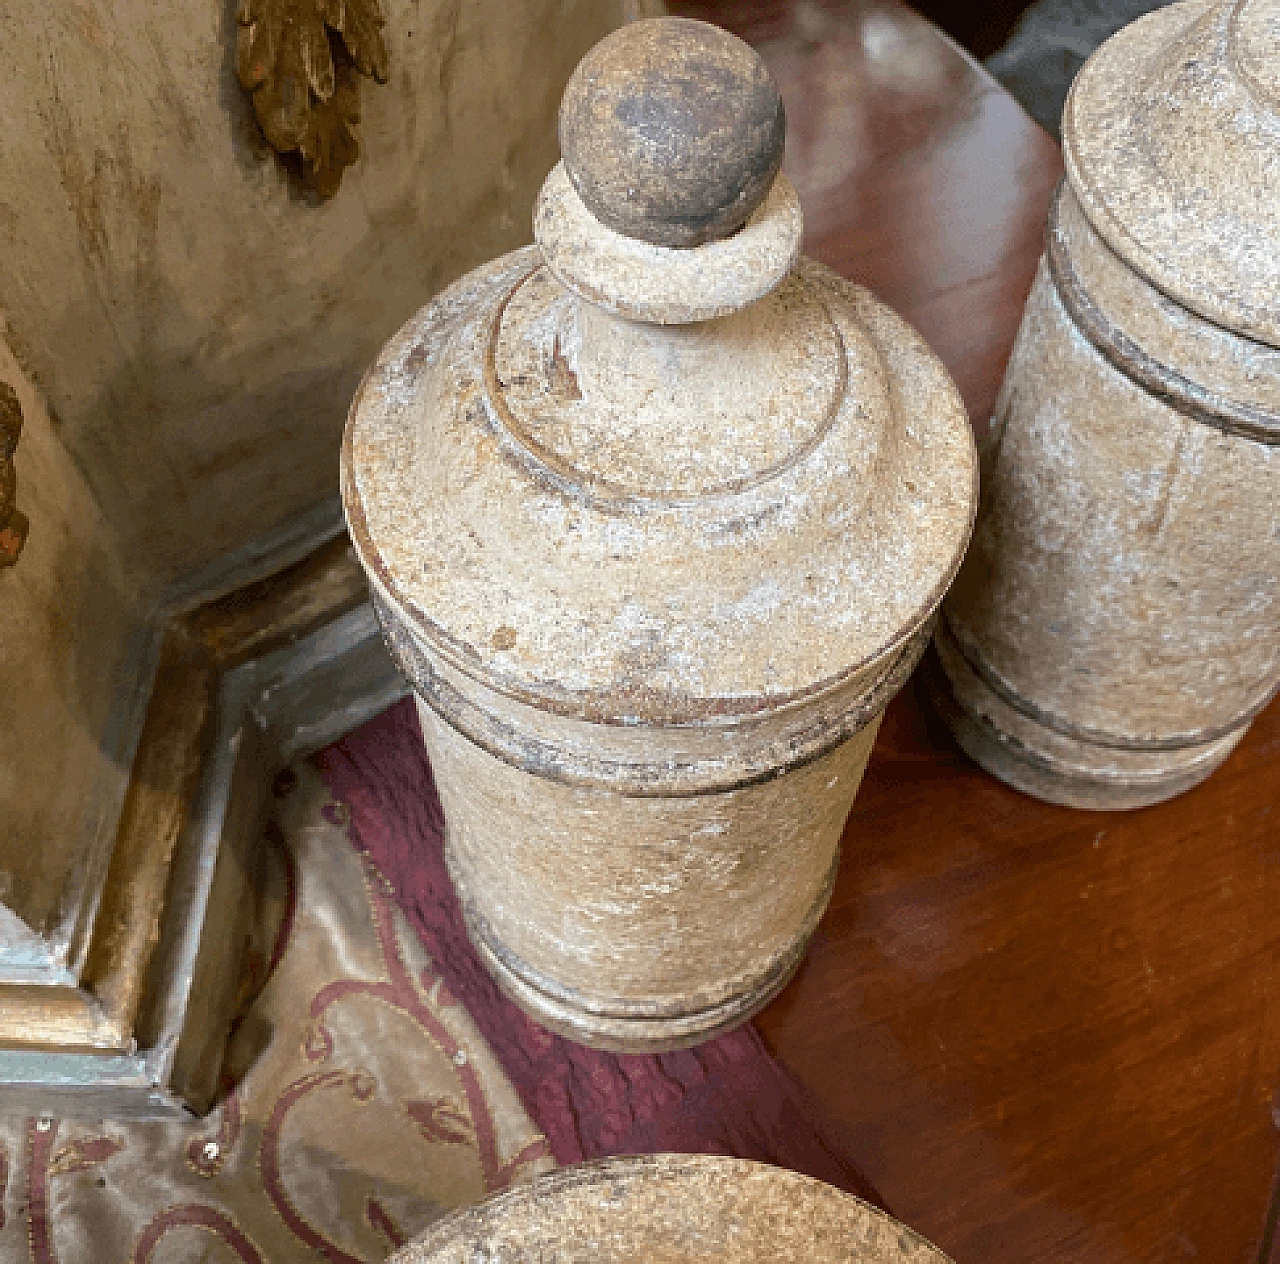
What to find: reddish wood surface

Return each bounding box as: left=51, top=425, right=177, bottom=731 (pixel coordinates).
left=671, top=3, right=1280, bottom=1262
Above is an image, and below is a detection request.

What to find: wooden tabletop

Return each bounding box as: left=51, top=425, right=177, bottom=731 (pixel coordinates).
left=671, top=3, right=1280, bottom=1262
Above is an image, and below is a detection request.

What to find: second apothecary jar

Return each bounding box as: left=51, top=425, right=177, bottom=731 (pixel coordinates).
left=933, top=0, right=1280, bottom=809
left=343, top=18, right=977, bottom=1048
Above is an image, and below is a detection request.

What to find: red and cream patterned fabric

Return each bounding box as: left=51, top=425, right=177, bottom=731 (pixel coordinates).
left=0, top=763, right=551, bottom=1263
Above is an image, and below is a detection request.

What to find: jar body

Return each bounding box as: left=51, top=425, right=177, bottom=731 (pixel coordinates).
left=422, top=701, right=876, bottom=1049
left=934, top=183, right=1280, bottom=808
left=378, top=595, right=928, bottom=1050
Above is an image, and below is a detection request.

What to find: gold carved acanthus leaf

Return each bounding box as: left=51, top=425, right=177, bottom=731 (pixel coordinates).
left=236, top=0, right=389, bottom=197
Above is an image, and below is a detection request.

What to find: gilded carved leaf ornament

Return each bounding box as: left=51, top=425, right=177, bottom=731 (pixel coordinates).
left=0, top=383, right=27, bottom=569
left=236, top=0, right=390, bottom=197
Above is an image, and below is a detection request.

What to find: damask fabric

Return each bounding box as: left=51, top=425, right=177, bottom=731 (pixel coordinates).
left=316, top=697, right=886, bottom=1208
left=0, top=764, right=553, bottom=1263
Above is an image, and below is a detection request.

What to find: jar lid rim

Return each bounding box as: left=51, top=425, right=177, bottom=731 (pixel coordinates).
left=1064, top=0, right=1280, bottom=349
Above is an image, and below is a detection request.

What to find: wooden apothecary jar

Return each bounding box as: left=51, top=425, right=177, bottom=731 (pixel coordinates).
left=388, top=1155, right=952, bottom=1263
left=933, top=0, right=1280, bottom=809
left=343, top=18, right=977, bottom=1049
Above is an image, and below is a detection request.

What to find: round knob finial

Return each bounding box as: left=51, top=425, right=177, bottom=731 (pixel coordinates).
left=559, top=17, right=786, bottom=249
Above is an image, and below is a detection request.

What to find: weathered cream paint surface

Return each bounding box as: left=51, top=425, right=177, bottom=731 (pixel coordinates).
left=947, top=263, right=1280, bottom=744
left=345, top=20, right=976, bottom=1045
left=1065, top=0, right=1280, bottom=348
left=0, top=336, right=141, bottom=969
left=391, top=1155, right=953, bottom=1264
left=934, top=0, right=1280, bottom=808
left=423, top=694, right=880, bottom=1010
left=348, top=251, right=974, bottom=717
left=0, top=0, right=648, bottom=589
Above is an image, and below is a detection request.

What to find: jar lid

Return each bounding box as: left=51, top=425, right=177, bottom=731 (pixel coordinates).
left=342, top=19, right=976, bottom=726
left=389, top=1155, right=950, bottom=1263
left=1064, top=0, right=1280, bottom=348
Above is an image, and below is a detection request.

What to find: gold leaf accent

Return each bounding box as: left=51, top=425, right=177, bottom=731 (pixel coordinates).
left=236, top=0, right=388, bottom=196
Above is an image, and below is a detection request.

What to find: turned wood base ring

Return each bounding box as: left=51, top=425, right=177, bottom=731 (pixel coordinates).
left=928, top=621, right=1248, bottom=811
left=445, top=835, right=834, bottom=1052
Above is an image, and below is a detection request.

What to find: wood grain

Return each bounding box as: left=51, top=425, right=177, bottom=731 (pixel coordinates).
left=669, top=3, right=1280, bottom=1261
